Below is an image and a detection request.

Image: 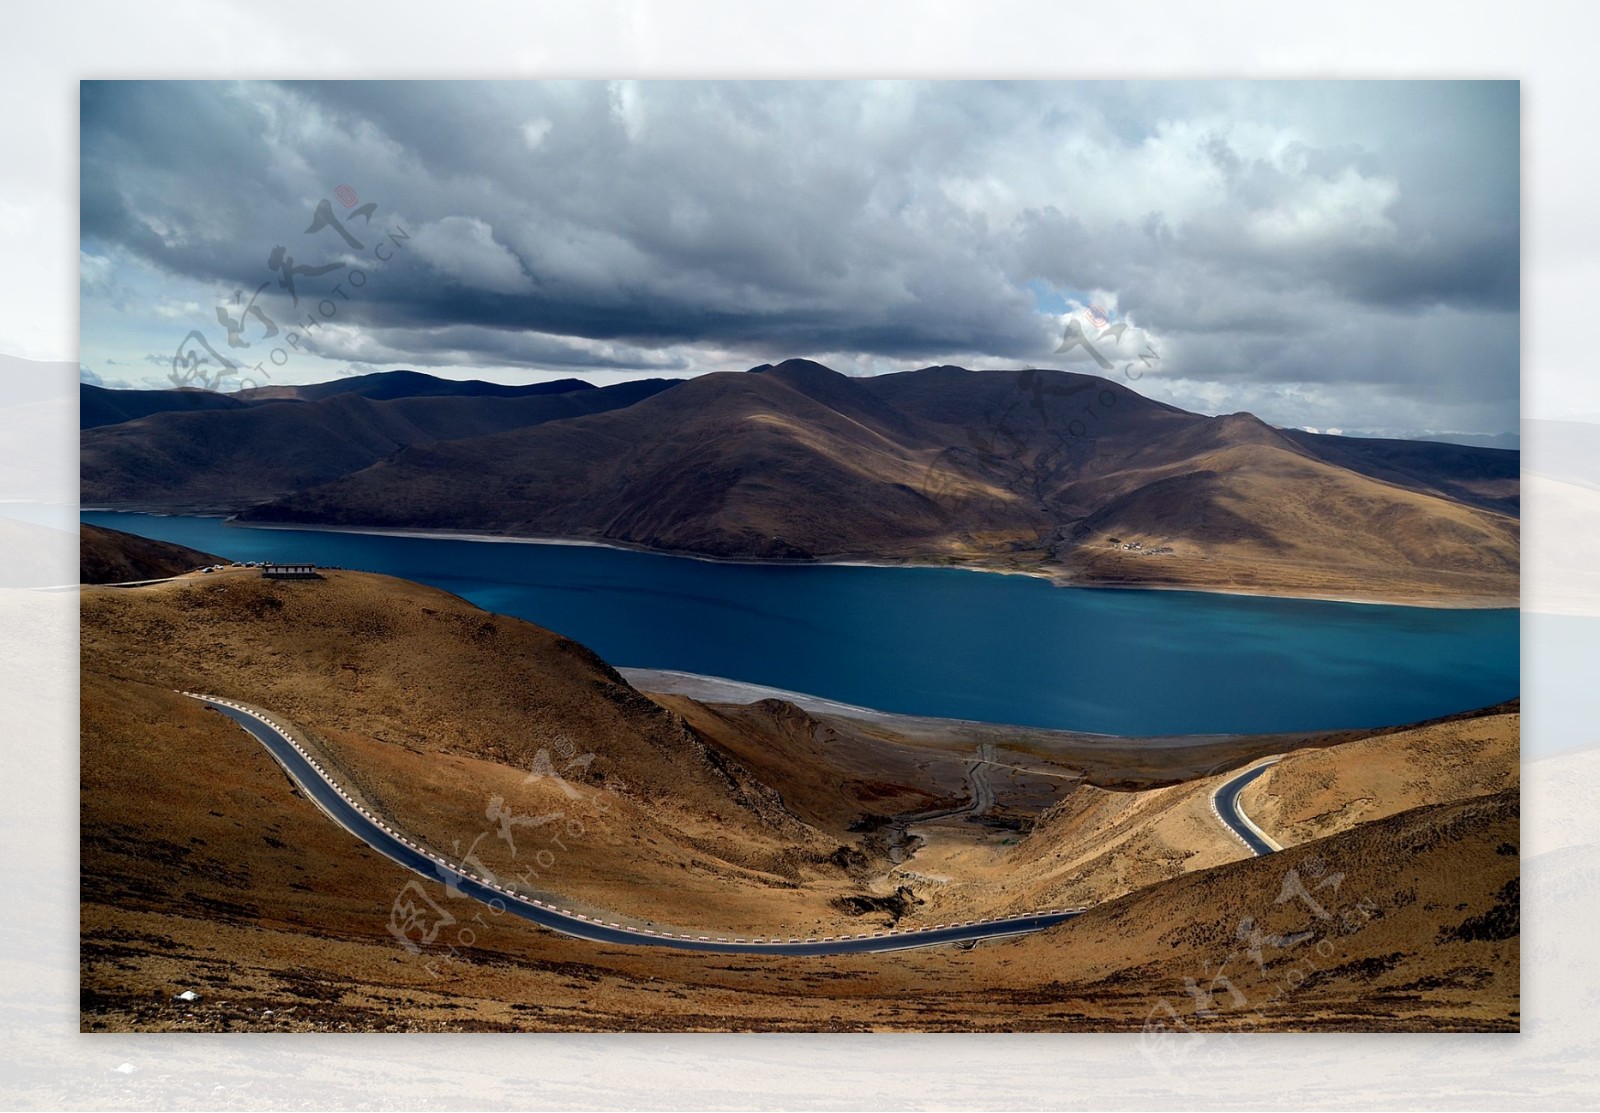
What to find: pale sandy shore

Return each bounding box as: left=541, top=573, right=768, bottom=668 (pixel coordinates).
left=617, top=667, right=884, bottom=718
left=616, top=666, right=1295, bottom=751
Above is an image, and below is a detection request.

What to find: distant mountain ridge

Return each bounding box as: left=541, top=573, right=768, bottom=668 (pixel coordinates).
left=81, top=374, right=679, bottom=510
left=1418, top=432, right=1520, bottom=451
left=81, top=383, right=254, bottom=430
left=83, top=359, right=1519, bottom=603
left=80, top=369, right=598, bottom=429
left=234, top=368, right=596, bottom=403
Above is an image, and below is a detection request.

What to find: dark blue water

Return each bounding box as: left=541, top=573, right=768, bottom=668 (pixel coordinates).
left=82, top=511, right=1520, bottom=736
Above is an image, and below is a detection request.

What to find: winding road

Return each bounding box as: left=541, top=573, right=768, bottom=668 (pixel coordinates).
left=186, top=693, right=1082, bottom=955
left=967, top=740, right=998, bottom=816
left=1210, top=758, right=1284, bottom=856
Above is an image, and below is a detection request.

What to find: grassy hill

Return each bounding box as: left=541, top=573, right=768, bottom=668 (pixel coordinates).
left=80, top=522, right=221, bottom=584
left=81, top=567, right=860, bottom=937
left=1238, top=702, right=1519, bottom=846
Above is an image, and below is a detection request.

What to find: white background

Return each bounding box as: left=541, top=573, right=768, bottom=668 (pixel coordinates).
left=2, top=1, right=1595, bottom=1108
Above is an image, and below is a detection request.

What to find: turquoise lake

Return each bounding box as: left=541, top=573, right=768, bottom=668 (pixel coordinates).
left=82, top=511, right=1520, bottom=736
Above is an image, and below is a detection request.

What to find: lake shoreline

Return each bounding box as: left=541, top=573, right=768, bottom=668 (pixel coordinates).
left=78, top=509, right=1522, bottom=736
left=209, top=517, right=1517, bottom=612
left=616, top=667, right=1315, bottom=748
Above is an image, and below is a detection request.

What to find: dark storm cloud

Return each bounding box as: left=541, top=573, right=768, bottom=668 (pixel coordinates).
left=79, top=80, right=1520, bottom=431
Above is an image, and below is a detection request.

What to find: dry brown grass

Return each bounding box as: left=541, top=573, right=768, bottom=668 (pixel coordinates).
left=79, top=522, right=218, bottom=583
left=81, top=567, right=1519, bottom=1032
left=1240, top=707, right=1520, bottom=846
left=80, top=569, right=878, bottom=937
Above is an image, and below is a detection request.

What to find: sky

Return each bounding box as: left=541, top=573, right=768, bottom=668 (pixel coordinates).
left=78, top=80, right=1520, bottom=437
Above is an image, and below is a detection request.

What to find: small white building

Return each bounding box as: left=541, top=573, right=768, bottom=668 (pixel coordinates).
left=262, top=563, right=318, bottom=579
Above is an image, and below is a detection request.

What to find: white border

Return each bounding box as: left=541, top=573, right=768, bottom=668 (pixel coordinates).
left=5, top=2, right=1593, bottom=1109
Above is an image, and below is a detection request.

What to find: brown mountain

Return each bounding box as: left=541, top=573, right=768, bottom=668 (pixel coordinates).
left=235, top=359, right=1518, bottom=604
left=80, top=382, right=255, bottom=430
left=233, top=368, right=597, bottom=403
left=80, top=522, right=222, bottom=584
left=81, top=377, right=677, bottom=511
left=80, top=370, right=601, bottom=429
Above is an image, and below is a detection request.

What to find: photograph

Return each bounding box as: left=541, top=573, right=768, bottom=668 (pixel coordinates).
left=76, top=78, right=1521, bottom=1035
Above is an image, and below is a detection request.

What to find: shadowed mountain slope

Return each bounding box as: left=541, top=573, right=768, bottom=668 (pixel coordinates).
left=233, top=360, right=1517, bottom=603
left=81, top=383, right=254, bottom=430
left=80, top=522, right=222, bottom=584
left=82, top=377, right=679, bottom=511
left=234, top=369, right=597, bottom=403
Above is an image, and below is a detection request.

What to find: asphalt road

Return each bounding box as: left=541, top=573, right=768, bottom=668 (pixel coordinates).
left=1211, top=759, right=1284, bottom=856
left=187, top=693, right=1082, bottom=955
left=882, top=739, right=998, bottom=863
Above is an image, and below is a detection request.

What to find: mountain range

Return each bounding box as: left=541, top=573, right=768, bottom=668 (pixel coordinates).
left=81, top=361, right=1520, bottom=604
left=81, top=374, right=676, bottom=509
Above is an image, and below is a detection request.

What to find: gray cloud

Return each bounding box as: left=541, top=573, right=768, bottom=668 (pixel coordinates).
left=79, top=80, right=1519, bottom=434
